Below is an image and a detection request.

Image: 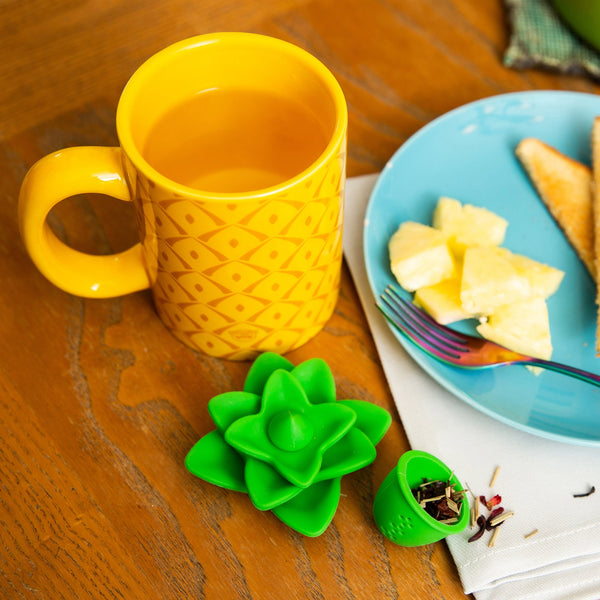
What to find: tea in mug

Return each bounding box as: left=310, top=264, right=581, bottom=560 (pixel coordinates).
left=143, top=88, right=331, bottom=193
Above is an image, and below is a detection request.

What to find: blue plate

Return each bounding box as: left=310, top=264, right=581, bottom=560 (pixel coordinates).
left=364, top=91, right=600, bottom=446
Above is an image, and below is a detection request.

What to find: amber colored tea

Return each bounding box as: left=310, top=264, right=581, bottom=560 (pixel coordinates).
left=143, top=88, right=331, bottom=193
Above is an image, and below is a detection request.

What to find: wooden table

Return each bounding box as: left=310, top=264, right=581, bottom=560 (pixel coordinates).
left=2, top=1, right=599, bottom=598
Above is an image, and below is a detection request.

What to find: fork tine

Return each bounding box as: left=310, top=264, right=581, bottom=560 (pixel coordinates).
left=378, top=287, right=600, bottom=388
left=378, top=287, right=466, bottom=360
left=381, top=285, right=468, bottom=355
left=378, top=298, right=461, bottom=361
left=384, top=285, right=467, bottom=346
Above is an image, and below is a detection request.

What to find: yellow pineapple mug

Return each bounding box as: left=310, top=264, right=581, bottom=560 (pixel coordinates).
left=18, top=33, right=347, bottom=360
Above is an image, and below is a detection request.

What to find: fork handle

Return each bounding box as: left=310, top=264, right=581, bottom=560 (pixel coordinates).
left=521, top=359, right=600, bottom=387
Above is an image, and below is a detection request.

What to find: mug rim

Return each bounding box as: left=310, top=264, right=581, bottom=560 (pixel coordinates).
left=116, top=32, right=348, bottom=200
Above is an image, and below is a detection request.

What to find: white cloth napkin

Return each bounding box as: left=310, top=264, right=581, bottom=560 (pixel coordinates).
left=343, top=174, right=600, bottom=600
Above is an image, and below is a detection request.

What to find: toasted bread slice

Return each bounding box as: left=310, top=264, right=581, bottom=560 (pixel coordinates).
left=591, top=118, right=600, bottom=354
left=516, top=137, right=595, bottom=278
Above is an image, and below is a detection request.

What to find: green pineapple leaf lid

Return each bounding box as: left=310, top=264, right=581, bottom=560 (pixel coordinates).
left=185, top=352, right=392, bottom=536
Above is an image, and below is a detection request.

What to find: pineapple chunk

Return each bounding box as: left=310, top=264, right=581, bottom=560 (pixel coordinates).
left=414, top=278, right=474, bottom=325
left=388, top=198, right=564, bottom=365
left=476, top=297, right=553, bottom=360
left=433, top=197, right=508, bottom=257
left=389, top=222, right=455, bottom=292
left=461, top=247, right=531, bottom=314
left=497, top=248, right=564, bottom=299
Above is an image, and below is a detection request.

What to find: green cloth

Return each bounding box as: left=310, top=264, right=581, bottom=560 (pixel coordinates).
left=504, top=0, right=600, bottom=79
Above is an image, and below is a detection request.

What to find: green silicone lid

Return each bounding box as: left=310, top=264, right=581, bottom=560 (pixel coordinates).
left=185, top=352, right=392, bottom=537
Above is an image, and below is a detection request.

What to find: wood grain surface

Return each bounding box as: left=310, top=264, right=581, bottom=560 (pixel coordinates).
left=2, top=1, right=599, bottom=598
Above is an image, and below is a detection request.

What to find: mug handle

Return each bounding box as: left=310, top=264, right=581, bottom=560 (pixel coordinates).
left=18, top=146, right=151, bottom=298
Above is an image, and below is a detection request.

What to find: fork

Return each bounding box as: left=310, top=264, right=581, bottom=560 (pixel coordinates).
left=377, top=284, right=600, bottom=387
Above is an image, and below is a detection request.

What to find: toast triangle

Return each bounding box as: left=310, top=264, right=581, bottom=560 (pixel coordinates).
left=591, top=118, right=600, bottom=354
left=516, top=137, right=595, bottom=278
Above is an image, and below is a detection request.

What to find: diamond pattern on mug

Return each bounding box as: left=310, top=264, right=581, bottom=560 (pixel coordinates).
left=203, top=261, right=269, bottom=294
left=281, top=201, right=328, bottom=237
left=177, top=301, right=235, bottom=329
left=285, top=267, right=327, bottom=297
left=209, top=292, right=270, bottom=322
left=241, top=237, right=303, bottom=270
left=185, top=330, right=240, bottom=357
left=257, top=323, right=324, bottom=354
left=157, top=199, right=227, bottom=233
left=245, top=300, right=303, bottom=328
left=169, top=271, right=231, bottom=303
left=240, top=271, right=303, bottom=301
left=239, top=199, right=305, bottom=233
left=199, top=225, right=269, bottom=259
left=283, top=237, right=329, bottom=270
left=136, top=143, right=345, bottom=359
left=165, top=237, right=225, bottom=271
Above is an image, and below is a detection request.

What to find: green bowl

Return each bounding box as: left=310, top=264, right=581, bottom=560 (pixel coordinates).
left=552, top=0, right=600, bottom=51
left=373, top=450, right=469, bottom=546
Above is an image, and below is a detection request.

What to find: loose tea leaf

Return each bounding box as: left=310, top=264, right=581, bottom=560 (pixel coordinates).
left=480, top=494, right=502, bottom=510
left=412, top=478, right=464, bottom=524
left=488, top=525, right=501, bottom=547
left=469, top=484, right=514, bottom=545
left=489, top=466, right=501, bottom=487
left=489, top=510, right=514, bottom=528
left=573, top=486, right=596, bottom=498
left=524, top=529, right=538, bottom=539
left=485, top=507, right=504, bottom=530
left=468, top=515, right=486, bottom=542
left=470, top=494, right=480, bottom=528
